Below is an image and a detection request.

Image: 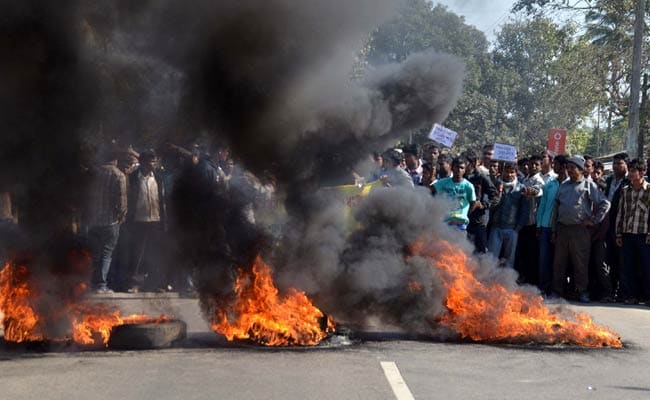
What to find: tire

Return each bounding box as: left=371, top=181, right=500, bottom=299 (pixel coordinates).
left=108, top=320, right=187, bottom=350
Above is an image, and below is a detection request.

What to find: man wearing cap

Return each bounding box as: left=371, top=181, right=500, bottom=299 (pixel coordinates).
left=551, top=156, right=610, bottom=303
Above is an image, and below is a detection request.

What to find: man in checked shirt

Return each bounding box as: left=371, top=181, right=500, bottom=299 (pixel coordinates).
left=87, top=147, right=128, bottom=294
left=615, top=159, right=650, bottom=305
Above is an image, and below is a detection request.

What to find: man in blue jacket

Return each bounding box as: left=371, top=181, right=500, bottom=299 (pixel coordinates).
left=536, top=155, right=567, bottom=295
left=488, top=162, right=530, bottom=270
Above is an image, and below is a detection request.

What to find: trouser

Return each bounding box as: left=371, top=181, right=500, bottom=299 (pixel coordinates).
left=552, top=224, right=591, bottom=296
left=620, top=233, right=650, bottom=300
left=516, top=224, right=539, bottom=285
left=606, top=228, right=624, bottom=296
left=588, top=233, right=612, bottom=299
left=128, top=221, right=163, bottom=290
left=109, top=223, right=131, bottom=291
left=538, top=227, right=554, bottom=294
left=88, top=224, right=121, bottom=289
left=488, top=227, right=518, bottom=270
left=467, top=224, right=488, bottom=254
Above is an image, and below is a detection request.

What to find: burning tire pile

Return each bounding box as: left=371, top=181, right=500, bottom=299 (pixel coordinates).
left=0, top=245, right=623, bottom=352
left=108, top=320, right=187, bottom=350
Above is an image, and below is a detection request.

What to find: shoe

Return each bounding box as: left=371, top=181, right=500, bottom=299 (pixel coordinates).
left=623, top=298, right=638, bottom=305
left=543, top=293, right=561, bottom=303
left=599, top=296, right=616, bottom=303
left=578, top=293, right=590, bottom=303
left=127, top=286, right=140, bottom=294
left=95, top=287, right=114, bottom=295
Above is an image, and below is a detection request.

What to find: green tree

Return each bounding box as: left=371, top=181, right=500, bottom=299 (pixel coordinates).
left=365, top=0, right=497, bottom=152
left=491, top=18, right=603, bottom=153
left=514, top=0, right=650, bottom=156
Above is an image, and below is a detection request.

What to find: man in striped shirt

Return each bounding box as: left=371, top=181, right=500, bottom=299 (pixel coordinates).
left=615, top=159, right=650, bottom=305
left=87, top=149, right=128, bottom=294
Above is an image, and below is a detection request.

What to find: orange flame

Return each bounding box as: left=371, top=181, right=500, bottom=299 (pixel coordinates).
left=211, top=256, right=335, bottom=346
left=0, top=263, right=45, bottom=342
left=411, top=239, right=622, bottom=348
left=0, top=261, right=168, bottom=346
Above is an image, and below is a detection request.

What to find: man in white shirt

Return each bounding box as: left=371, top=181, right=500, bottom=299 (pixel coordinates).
left=127, top=149, right=166, bottom=292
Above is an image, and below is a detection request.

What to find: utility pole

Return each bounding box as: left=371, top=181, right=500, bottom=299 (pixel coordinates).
left=640, top=74, right=648, bottom=158
left=627, top=0, right=644, bottom=158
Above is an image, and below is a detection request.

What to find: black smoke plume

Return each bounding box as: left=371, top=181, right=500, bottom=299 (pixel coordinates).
left=0, top=0, right=490, bottom=338
left=167, top=0, right=471, bottom=333
left=0, top=1, right=100, bottom=339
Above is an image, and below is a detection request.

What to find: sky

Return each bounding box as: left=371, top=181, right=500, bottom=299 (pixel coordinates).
left=435, top=0, right=517, bottom=40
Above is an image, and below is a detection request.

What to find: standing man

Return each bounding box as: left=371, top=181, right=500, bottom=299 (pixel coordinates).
left=463, top=151, right=499, bottom=253
left=380, top=149, right=414, bottom=188
left=517, top=155, right=545, bottom=285
left=432, top=156, right=477, bottom=231
left=551, top=156, right=610, bottom=303
left=127, top=149, right=166, bottom=292
left=87, top=148, right=127, bottom=294
left=536, top=155, right=567, bottom=296
left=109, top=150, right=139, bottom=291
left=615, top=159, right=650, bottom=304
left=605, top=152, right=630, bottom=300
left=488, top=163, right=530, bottom=270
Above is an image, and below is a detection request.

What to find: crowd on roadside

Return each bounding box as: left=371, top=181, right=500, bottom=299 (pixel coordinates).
left=1, top=139, right=648, bottom=305
left=370, top=143, right=650, bottom=305
left=0, top=142, right=276, bottom=295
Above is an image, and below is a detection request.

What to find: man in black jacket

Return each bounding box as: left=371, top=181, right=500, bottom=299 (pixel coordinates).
left=463, top=151, right=499, bottom=253
left=604, top=152, right=630, bottom=300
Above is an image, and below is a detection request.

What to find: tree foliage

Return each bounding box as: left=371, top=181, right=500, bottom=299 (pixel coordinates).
left=364, top=0, right=605, bottom=155
left=513, top=0, right=650, bottom=156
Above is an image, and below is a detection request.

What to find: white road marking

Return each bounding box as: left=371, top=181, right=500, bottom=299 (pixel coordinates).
left=380, top=361, right=415, bottom=400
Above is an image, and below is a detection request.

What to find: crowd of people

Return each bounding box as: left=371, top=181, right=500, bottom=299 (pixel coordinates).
left=370, top=143, right=650, bottom=304
left=1, top=139, right=648, bottom=305
left=69, top=143, right=272, bottom=295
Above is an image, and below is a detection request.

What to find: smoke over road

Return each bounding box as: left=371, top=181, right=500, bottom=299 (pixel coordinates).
left=169, top=0, right=467, bottom=333
left=0, top=0, right=475, bottom=338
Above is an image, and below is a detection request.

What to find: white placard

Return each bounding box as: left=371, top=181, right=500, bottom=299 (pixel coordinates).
left=428, top=124, right=457, bottom=148
left=493, top=143, right=517, bottom=162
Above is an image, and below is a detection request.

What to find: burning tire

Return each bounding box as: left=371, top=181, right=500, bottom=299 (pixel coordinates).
left=108, top=320, right=186, bottom=350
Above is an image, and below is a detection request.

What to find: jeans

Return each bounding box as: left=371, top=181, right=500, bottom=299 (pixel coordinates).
left=467, top=224, right=488, bottom=253
left=620, top=233, right=650, bottom=300
left=488, top=227, right=518, bottom=269
left=538, top=227, right=554, bottom=294
left=89, top=224, right=121, bottom=289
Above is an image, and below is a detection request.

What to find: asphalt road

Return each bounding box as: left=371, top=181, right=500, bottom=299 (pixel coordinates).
left=1, top=298, right=649, bottom=400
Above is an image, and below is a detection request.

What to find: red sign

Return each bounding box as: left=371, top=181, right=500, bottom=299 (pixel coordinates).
left=547, top=129, right=567, bottom=155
